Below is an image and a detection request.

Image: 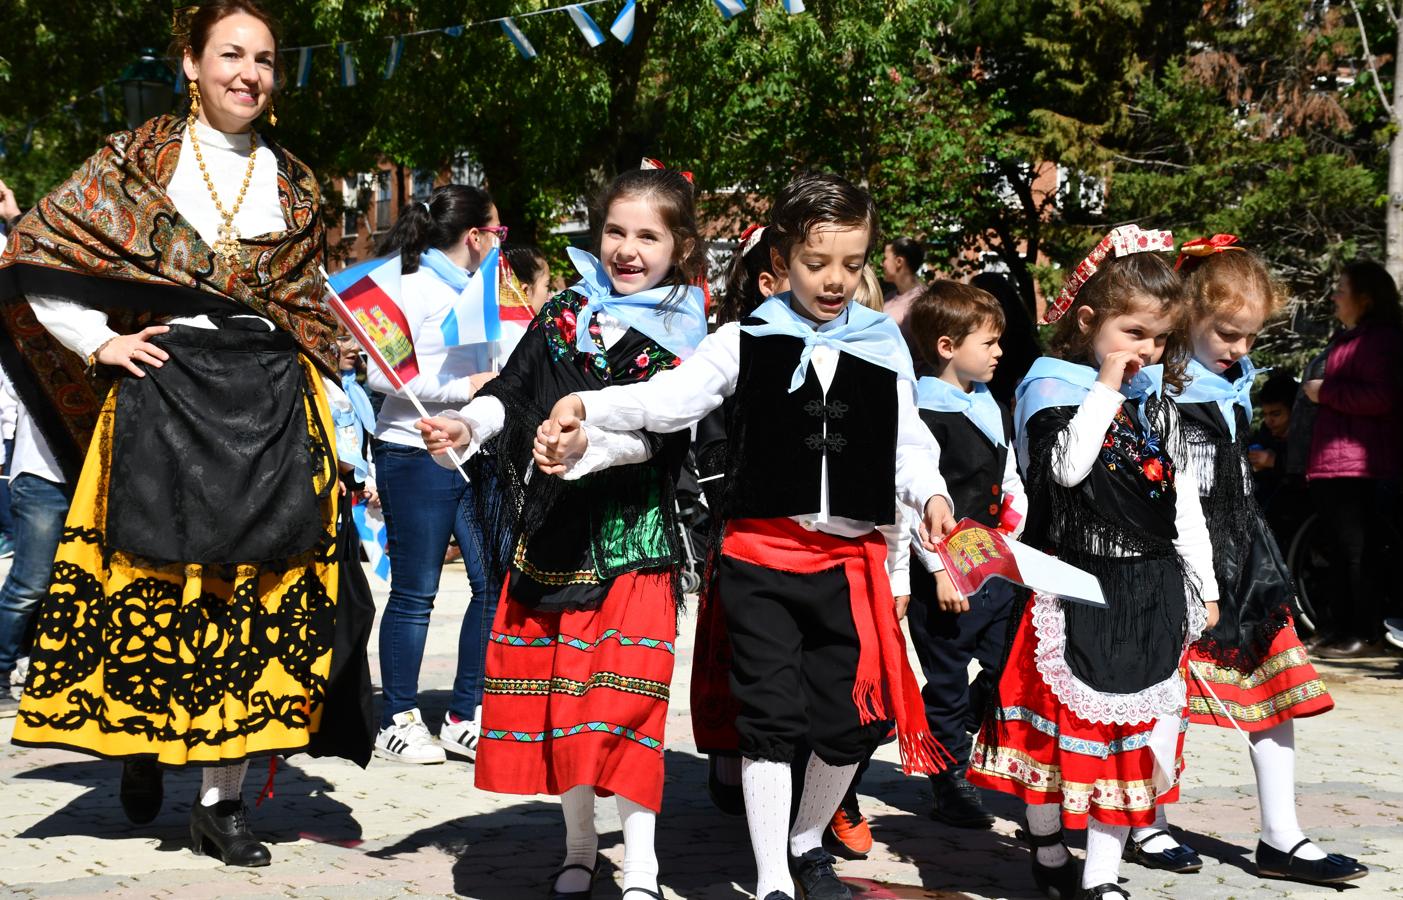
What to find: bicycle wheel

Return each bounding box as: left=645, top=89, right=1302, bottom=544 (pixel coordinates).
left=1285, top=513, right=1331, bottom=636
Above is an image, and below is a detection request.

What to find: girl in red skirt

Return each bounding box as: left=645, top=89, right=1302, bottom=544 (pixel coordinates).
left=1141, top=238, right=1365, bottom=886
left=970, top=227, right=1219, bottom=900
left=419, top=164, right=709, bottom=900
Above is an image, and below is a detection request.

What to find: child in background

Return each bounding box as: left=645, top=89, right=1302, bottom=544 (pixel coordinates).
left=536, top=172, right=953, bottom=900
left=418, top=165, right=708, bottom=900
left=970, top=226, right=1218, bottom=900
left=1145, top=238, right=1363, bottom=887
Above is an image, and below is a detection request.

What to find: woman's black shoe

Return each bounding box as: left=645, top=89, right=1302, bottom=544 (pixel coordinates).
left=119, top=759, right=164, bottom=825
left=1122, top=828, right=1202, bottom=873
left=1256, top=838, right=1369, bottom=885
left=707, top=755, right=745, bottom=816
left=189, top=798, right=271, bottom=867
left=1077, top=885, right=1129, bottom=899
left=1019, top=826, right=1081, bottom=900
left=547, top=858, right=599, bottom=900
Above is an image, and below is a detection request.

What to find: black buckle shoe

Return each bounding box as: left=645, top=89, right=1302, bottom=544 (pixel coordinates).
left=1017, top=826, right=1081, bottom=900
left=547, top=858, right=599, bottom=900
left=620, top=887, right=664, bottom=900
left=120, top=759, right=164, bottom=825
left=707, top=755, right=745, bottom=817
left=1256, top=838, right=1368, bottom=885
left=788, top=846, right=851, bottom=900
left=189, top=798, right=271, bottom=867
left=930, top=771, right=995, bottom=830
left=1077, top=885, right=1129, bottom=900
left=1122, top=828, right=1202, bottom=873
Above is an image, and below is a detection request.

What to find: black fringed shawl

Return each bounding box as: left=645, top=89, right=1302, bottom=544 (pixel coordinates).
left=468, top=289, right=687, bottom=614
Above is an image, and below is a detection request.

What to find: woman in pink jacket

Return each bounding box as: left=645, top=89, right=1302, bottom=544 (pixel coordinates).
left=1304, top=260, right=1403, bottom=658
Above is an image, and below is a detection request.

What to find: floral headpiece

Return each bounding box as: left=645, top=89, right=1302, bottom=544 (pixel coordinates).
left=1174, top=233, right=1244, bottom=272
left=639, top=157, right=694, bottom=185
left=1044, top=224, right=1175, bottom=324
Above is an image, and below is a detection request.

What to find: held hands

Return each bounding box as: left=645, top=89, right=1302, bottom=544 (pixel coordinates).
left=934, top=569, right=969, bottom=614
left=918, top=494, right=957, bottom=552
left=416, top=416, right=471, bottom=456
left=96, top=325, right=171, bottom=378
left=1096, top=349, right=1143, bottom=390
left=1205, top=600, right=1220, bottom=630
left=533, top=413, right=589, bottom=475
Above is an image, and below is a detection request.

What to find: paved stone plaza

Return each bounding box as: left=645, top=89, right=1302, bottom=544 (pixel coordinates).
left=2, top=560, right=1399, bottom=899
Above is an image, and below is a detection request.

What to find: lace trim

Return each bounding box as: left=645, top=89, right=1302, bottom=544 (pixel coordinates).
left=1030, top=591, right=1198, bottom=726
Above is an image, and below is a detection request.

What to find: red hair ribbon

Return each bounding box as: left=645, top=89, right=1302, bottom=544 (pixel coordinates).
left=1174, top=233, right=1243, bottom=271
left=1043, top=224, right=1175, bottom=324
left=739, top=223, right=767, bottom=255
left=640, top=157, right=694, bottom=185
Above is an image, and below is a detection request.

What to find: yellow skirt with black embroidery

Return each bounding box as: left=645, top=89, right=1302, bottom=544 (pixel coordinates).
left=12, top=356, right=340, bottom=766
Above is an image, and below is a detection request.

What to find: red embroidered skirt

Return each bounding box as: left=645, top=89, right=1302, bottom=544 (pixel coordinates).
left=1185, top=618, right=1332, bottom=732
left=969, top=603, right=1185, bottom=829
left=474, top=569, right=677, bottom=812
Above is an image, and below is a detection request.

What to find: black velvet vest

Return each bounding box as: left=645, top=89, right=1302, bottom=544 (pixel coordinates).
left=918, top=408, right=1009, bottom=527
left=727, top=330, right=898, bottom=524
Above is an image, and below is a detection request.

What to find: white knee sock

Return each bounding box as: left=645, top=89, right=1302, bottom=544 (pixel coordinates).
left=1025, top=802, right=1070, bottom=868
left=1251, top=721, right=1324, bottom=860
left=788, top=755, right=858, bottom=857
left=1082, top=819, right=1129, bottom=891
left=616, top=796, right=659, bottom=893
left=742, top=758, right=794, bottom=900
left=198, top=761, right=250, bottom=807
left=556, top=785, right=599, bottom=893
left=1130, top=805, right=1179, bottom=853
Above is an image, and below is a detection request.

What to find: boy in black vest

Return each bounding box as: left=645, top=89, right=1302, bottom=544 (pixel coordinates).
left=904, top=280, right=1028, bottom=829
left=535, top=173, right=955, bottom=900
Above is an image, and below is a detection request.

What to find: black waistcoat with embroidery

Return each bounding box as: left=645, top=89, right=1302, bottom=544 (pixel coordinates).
left=726, top=330, right=897, bottom=524
left=919, top=408, right=1010, bottom=527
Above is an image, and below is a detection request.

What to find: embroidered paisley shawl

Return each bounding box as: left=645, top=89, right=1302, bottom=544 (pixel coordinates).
left=0, top=113, right=337, bottom=480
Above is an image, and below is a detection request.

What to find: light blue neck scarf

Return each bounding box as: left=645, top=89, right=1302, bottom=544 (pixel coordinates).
left=335, top=372, right=377, bottom=480
left=1179, top=356, right=1256, bottom=439
left=739, top=293, right=915, bottom=392
left=566, top=247, right=707, bottom=359
left=1014, top=357, right=1165, bottom=465
left=916, top=377, right=1006, bottom=447
left=419, top=247, right=473, bottom=291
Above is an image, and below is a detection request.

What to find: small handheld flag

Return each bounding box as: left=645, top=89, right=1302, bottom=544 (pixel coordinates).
left=441, top=247, right=503, bottom=347
left=567, top=5, right=608, bottom=47
left=611, top=0, right=636, bottom=44
left=352, top=498, right=392, bottom=583
left=325, top=257, right=418, bottom=390
left=501, top=18, right=538, bottom=60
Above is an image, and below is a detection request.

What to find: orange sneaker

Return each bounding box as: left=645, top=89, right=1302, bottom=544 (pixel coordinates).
left=824, top=807, right=873, bottom=859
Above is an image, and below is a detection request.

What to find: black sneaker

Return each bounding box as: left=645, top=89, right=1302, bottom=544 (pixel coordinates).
left=788, top=846, right=851, bottom=900
left=931, top=770, right=995, bottom=829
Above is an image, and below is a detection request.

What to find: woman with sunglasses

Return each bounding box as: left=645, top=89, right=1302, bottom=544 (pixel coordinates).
left=367, top=184, right=509, bottom=766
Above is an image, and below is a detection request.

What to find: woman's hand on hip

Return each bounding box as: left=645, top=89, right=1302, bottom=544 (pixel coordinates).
left=97, top=325, right=170, bottom=378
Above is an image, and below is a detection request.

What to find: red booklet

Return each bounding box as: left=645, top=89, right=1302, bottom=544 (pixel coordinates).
left=933, top=518, right=1106, bottom=607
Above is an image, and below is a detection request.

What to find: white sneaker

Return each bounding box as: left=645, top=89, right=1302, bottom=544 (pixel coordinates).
left=375, top=709, right=447, bottom=764
left=439, top=709, right=481, bottom=762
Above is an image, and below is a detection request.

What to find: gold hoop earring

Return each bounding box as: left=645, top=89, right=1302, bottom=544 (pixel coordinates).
left=267, top=101, right=277, bottom=127
left=187, top=81, right=201, bottom=120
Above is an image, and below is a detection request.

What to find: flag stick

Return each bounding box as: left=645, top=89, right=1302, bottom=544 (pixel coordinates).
left=1187, top=661, right=1257, bottom=756
left=320, top=265, right=472, bottom=484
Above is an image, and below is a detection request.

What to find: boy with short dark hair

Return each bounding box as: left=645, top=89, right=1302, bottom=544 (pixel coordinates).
left=904, top=280, right=1028, bottom=829
left=536, top=172, right=955, bottom=900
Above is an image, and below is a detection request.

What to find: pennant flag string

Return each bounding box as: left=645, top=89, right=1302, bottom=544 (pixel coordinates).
left=610, top=0, right=637, bottom=44
left=500, top=18, right=539, bottom=60
left=295, top=46, right=314, bottom=88
left=713, top=0, right=747, bottom=20
left=567, top=5, right=608, bottom=47
left=337, top=42, right=358, bottom=87
left=383, top=36, right=406, bottom=79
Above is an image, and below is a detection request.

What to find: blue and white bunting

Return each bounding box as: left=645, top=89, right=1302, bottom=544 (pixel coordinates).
left=782, top=0, right=805, bottom=12
left=713, top=0, right=747, bottom=19
left=443, top=24, right=465, bottom=37
left=567, top=5, right=607, bottom=47
left=500, top=18, right=538, bottom=59
left=384, top=36, right=405, bottom=79
left=610, top=0, right=636, bottom=44
left=337, top=42, right=357, bottom=87
left=295, top=47, right=313, bottom=88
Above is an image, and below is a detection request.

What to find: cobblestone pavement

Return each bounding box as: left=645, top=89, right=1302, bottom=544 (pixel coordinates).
left=2, top=561, right=1400, bottom=899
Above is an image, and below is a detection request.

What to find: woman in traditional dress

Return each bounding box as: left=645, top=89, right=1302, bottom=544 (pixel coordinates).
left=0, top=0, right=361, bottom=866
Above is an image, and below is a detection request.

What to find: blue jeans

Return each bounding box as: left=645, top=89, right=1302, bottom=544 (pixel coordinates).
left=0, top=474, right=72, bottom=679
left=0, top=438, right=16, bottom=538
left=375, top=441, right=500, bottom=726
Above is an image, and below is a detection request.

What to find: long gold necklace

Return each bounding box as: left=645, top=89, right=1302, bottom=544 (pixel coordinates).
left=187, top=115, right=259, bottom=264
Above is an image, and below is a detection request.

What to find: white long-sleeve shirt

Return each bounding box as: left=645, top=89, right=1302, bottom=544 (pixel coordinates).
left=366, top=267, right=507, bottom=447
left=909, top=433, right=1027, bottom=576
left=1043, top=381, right=1219, bottom=604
